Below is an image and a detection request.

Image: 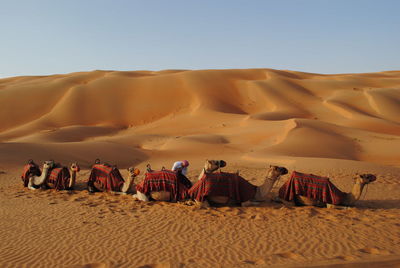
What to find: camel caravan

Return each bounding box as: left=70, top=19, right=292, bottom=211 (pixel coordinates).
left=21, top=159, right=377, bottom=208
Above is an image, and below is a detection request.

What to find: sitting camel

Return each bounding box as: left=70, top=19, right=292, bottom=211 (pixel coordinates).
left=134, top=160, right=226, bottom=202
left=189, top=165, right=288, bottom=207
left=45, top=162, right=80, bottom=190
left=27, top=161, right=81, bottom=191
left=27, top=160, right=55, bottom=190
left=22, top=159, right=42, bottom=187
left=87, top=159, right=140, bottom=194
left=278, top=171, right=377, bottom=208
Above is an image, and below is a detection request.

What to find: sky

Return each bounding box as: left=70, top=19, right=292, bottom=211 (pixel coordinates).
left=1, top=0, right=400, bottom=78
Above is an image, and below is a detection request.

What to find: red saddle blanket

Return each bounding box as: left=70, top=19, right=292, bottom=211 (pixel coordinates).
left=47, top=166, right=71, bottom=190
left=188, top=172, right=257, bottom=203
left=88, top=164, right=125, bottom=192
left=21, top=163, right=42, bottom=187
left=278, top=171, right=346, bottom=205
left=136, top=170, right=191, bottom=201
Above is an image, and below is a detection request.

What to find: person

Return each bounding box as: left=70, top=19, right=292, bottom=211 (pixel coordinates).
left=171, top=160, right=189, bottom=176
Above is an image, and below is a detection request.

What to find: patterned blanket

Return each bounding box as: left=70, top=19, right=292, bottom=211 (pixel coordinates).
left=21, top=162, right=41, bottom=187
left=88, top=164, right=125, bottom=192
left=136, top=170, right=192, bottom=201
left=47, top=165, right=71, bottom=190
left=188, top=172, right=257, bottom=203
left=278, top=171, right=346, bottom=205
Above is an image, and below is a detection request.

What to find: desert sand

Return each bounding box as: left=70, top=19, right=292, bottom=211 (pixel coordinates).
left=0, top=68, right=399, bottom=268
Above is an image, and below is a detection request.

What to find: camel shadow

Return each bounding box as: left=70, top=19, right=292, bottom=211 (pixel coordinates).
left=355, top=199, right=400, bottom=209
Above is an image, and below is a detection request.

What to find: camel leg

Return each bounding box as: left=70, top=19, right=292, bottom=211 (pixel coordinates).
left=274, top=197, right=296, bottom=207
left=326, top=204, right=350, bottom=209
left=195, top=200, right=210, bottom=208
left=133, top=191, right=149, bottom=202
left=241, top=201, right=253, bottom=207
left=27, top=177, right=37, bottom=190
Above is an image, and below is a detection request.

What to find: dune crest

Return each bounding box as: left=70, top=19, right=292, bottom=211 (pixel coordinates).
left=1, top=68, right=399, bottom=167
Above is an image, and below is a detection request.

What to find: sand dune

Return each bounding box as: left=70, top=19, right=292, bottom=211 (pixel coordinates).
left=1, top=68, right=399, bottom=166
left=0, top=68, right=399, bottom=267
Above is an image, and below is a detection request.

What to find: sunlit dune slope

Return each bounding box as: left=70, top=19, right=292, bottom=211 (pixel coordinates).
left=0, top=69, right=399, bottom=167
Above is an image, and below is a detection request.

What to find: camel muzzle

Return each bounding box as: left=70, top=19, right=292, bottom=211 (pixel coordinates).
left=279, top=167, right=288, bottom=175
left=218, top=160, right=226, bottom=168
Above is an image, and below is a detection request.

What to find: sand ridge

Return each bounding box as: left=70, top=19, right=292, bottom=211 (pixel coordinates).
left=1, top=68, right=400, bottom=167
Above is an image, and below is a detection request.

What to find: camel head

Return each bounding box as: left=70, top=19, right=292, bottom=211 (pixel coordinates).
left=26, top=159, right=40, bottom=170
left=70, top=162, right=80, bottom=172
left=354, top=173, right=377, bottom=185
left=266, top=165, right=288, bottom=178
left=43, top=160, right=55, bottom=170
left=128, top=167, right=140, bottom=177
left=204, top=159, right=226, bottom=173
left=27, top=159, right=36, bottom=165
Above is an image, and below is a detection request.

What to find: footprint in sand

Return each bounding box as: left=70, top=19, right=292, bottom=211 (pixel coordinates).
left=73, top=197, right=88, bottom=202
left=322, top=214, right=340, bottom=222
left=276, top=252, right=303, bottom=260
left=72, top=262, right=108, bottom=268
left=243, top=259, right=266, bottom=265
left=335, top=255, right=357, bottom=261
left=244, top=214, right=264, bottom=220
left=138, top=261, right=183, bottom=268
left=359, top=247, right=390, bottom=255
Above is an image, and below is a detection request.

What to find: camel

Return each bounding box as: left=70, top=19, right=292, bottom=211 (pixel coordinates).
left=87, top=159, right=140, bottom=194
left=22, top=159, right=42, bottom=187
left=45, top=162, right=81, bottom=190
left=278, top=171, right=377, bottom=208
left=189, top=165, right=288, bottom=207
left=133, top=160, right=227, bottom=202
left=27, top=160, right=55, bottom=190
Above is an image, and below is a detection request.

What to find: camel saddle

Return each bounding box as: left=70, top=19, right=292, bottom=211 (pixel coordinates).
left=279, top=171, right=346, bottom=205
left=188, top=172, right=257, bottom=203
left=136, top=169, right=192, bottom=201
left=88, top=164, right=126, bottom=192
left=46, top=164, right=71, bottom=190
left=21, top=162, right=42, bottom=187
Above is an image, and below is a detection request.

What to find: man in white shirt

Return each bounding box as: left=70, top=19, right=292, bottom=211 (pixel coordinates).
left=171, top=160, right=189, bottom=176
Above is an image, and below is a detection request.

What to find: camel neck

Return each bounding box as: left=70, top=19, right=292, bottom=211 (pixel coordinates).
left=345, top=181, right=366, bottom=205
left=69, top=170, right=77, bottom=188
left=197, top=168, right=205, bottom=182
left=197, top=167, right=219, bottom=182
left=255, top=174, right=279, bottom=201
left=121, top=175, right=134, bottom=193
left=37, top=167, right=50, bottom=185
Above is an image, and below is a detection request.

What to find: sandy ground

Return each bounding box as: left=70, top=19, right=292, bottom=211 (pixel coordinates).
left=0, top=68, right=399, bottom=267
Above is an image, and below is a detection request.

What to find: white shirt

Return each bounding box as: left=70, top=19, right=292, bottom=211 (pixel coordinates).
left=171, top=161, right=188, bottom=176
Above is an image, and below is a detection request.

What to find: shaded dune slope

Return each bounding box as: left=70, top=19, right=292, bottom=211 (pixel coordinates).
left=0, top=69, right=399, bottom=167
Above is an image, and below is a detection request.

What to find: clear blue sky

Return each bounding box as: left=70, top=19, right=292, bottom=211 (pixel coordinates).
left=1, top=0, right=399, bottom=78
